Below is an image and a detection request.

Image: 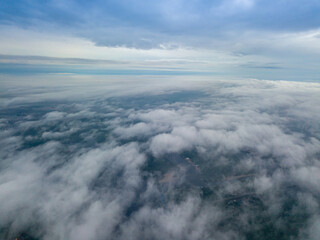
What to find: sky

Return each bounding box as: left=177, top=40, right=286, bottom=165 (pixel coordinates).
left=0, top=0, right=320, bottom=80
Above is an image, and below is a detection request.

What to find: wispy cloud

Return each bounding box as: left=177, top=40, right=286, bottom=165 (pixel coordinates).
left=1, top=0, right=320, bottom=80
left=1, top=0, right=320, bottom=48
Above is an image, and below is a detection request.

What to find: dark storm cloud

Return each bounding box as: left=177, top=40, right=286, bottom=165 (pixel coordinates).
left=1, top=76, right=320, bottom=239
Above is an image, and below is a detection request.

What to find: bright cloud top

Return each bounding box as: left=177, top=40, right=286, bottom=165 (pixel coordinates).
left=1, top=76, right=320, bottom=239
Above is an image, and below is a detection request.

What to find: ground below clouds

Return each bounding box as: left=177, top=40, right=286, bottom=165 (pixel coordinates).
left=1, top=77, right=320, bottom=240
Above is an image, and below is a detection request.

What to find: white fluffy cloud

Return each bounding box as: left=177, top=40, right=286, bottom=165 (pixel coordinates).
left=0, top=77, right=320, bottom=239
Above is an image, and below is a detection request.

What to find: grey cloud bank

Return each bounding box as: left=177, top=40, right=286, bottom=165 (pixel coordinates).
left=0, top=76, right=320, bottom=239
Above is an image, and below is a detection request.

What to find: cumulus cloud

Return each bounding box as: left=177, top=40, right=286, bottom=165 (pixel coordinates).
left=0, top=77, right=320, bottom=239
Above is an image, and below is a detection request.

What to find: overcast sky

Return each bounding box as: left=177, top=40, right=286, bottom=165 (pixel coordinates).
left=0, top=0, right=320, bottom=80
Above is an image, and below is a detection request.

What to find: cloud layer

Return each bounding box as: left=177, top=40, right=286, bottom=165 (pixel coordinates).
left=1, top=1, right=320, bottom=82
left=1, top=0, right=320, bottom=48
left=0, top=76, right=320, bottom=239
